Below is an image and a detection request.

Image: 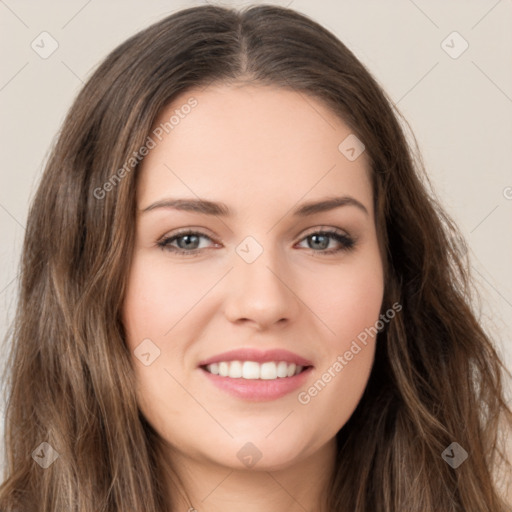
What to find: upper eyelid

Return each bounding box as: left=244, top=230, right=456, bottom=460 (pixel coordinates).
left=299, top=225, right=349, bottom=237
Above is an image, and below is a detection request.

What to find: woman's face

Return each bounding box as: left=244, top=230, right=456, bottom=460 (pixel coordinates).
left=122, top=83, right=384, bottom=472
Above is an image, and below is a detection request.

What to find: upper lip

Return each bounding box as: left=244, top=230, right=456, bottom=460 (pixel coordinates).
left=198, top=348, right=314, bottom=367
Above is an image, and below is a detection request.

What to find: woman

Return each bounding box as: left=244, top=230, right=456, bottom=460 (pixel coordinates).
left=1, top=4, right=510, bottom=511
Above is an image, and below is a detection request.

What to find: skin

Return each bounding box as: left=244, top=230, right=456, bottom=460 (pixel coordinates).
left=122, top=83, right=384, bottom=512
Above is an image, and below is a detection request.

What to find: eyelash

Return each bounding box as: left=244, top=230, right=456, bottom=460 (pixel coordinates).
left=156, top=228, right=356, bottom=257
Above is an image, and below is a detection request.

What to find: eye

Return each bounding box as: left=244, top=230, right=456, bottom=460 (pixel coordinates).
left=157, top=230, right=217, bottom=256
left=156, top=228, right=356, bottom=257
left=296, top=229, right=355, bottom=255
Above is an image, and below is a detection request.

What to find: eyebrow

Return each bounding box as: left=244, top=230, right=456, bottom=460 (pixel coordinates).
left=140, top=195, right=369, bottom=217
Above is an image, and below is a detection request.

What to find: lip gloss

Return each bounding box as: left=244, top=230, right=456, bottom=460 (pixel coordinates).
left=200, top=366, right=313, bottom=401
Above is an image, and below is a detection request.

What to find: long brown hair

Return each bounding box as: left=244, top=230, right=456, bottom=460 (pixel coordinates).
left=1, top=4, right=510, bottom=511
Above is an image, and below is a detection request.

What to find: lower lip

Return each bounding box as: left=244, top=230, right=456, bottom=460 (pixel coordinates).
left=200, top=366, right=313, bottom=401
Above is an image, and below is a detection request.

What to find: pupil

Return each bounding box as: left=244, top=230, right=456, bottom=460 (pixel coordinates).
left=310, top=234, right=328, bottom=250
left=178, top=235, right=199, bottom=249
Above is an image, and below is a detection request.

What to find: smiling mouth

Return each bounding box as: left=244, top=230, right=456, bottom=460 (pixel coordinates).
left=201, top=360, right=312, bottom=380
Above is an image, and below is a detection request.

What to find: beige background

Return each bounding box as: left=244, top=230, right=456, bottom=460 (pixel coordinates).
left=1, top=0, right=511, bottom=467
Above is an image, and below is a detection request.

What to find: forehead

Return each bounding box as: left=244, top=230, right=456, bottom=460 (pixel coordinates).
left=137, top=83, right=372, bottom=216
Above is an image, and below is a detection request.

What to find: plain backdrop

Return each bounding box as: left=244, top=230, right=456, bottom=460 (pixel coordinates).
left=1, top=0, right=511, bottom=469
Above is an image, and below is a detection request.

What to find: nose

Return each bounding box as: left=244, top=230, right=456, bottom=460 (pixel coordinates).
left=223, top=246, right=301, bottom=330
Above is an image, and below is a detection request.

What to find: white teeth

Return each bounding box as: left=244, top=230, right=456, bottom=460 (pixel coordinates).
left=219, top=362, right=229, bottom=377
left=204, top=360, right=306, bottom=380
left=242, top=361, right=260, bottom=379
left=276, top=361, right=289, bottom=378
left=260, top=362, right=277, bottom=380
left=228, top=360, right=243, bottom=378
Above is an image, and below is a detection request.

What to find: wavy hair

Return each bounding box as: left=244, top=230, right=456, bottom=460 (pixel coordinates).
left=1, top=4, right=511, bottom=511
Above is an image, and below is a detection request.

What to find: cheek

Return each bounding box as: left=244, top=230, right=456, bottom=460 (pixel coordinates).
left=305, top=255, right=384, bottom=349
left=295, top=259, right=383, bottom=432
left=122, top=254, right=213, bottom=342
left=121, top=256, right=199, bottom=428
